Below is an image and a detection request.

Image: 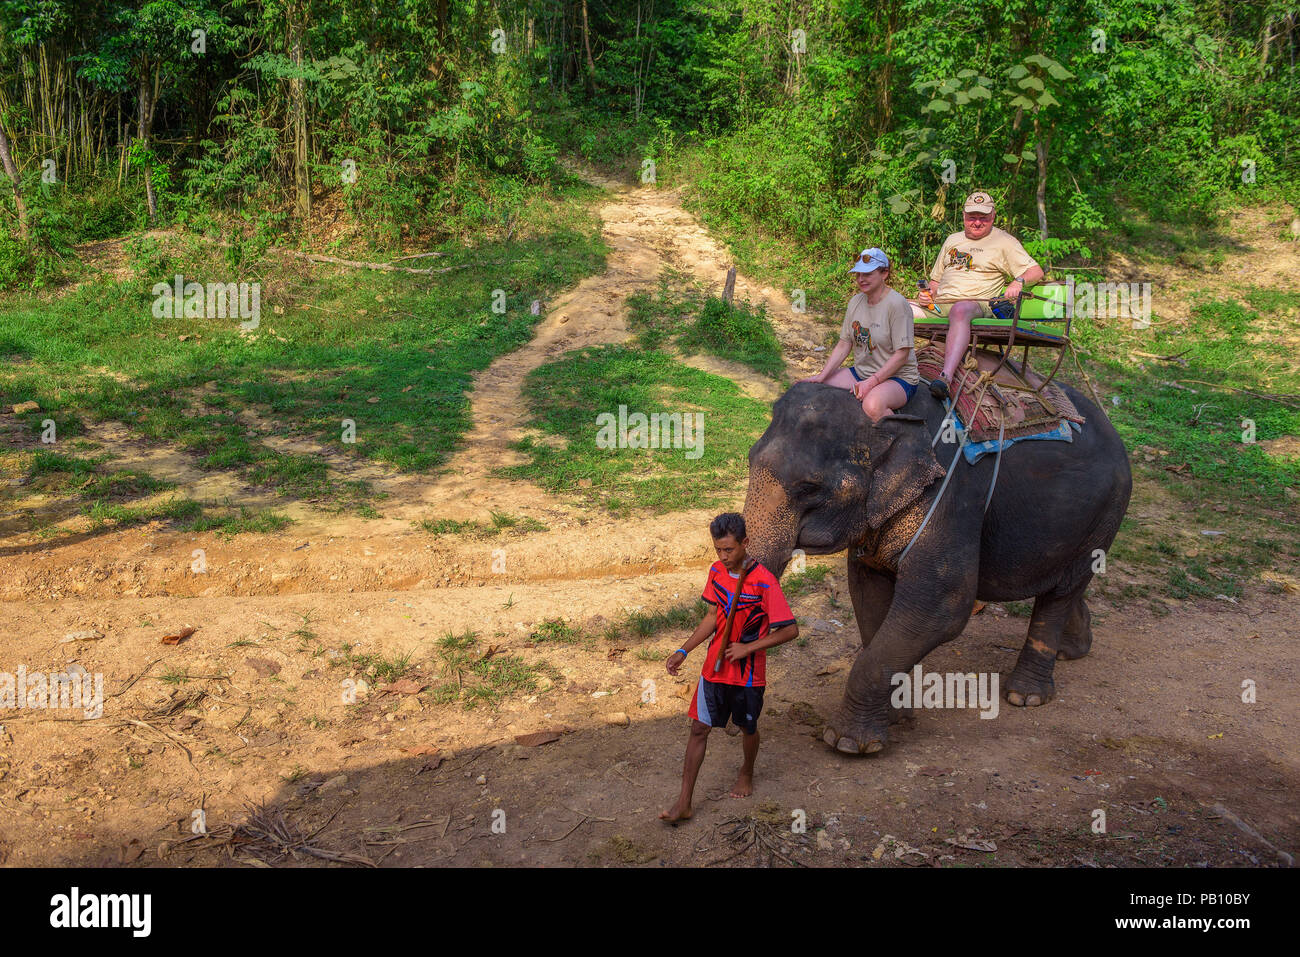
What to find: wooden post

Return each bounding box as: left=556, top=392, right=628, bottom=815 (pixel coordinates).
left=722, top=266, right=736, bottom=304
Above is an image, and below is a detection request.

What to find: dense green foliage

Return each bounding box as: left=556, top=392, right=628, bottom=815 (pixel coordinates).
left=1, top=1, right=1294, bottom=277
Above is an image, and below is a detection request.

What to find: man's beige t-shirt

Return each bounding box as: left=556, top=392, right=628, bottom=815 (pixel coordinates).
left=839, top=288, right=919, bottom=385
left=929, top=226, right=1039, bottom=302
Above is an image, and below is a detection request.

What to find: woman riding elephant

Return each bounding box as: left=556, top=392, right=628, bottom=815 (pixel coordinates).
left=802, top=247, right=921, bottom=421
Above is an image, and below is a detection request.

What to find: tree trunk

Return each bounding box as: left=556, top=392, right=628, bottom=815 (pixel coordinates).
left=138, top=65, right=157, bottom=221
left=289, top=11, right=311, bottom=222
left=581, top=0, right=597, bottom=95
left=0, top=123, right=29, bottom=239
left=1035, top=117, right=1049, bottom=240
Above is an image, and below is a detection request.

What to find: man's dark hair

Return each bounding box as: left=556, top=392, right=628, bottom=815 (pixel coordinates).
left=710, top=512, right=746, bottom=542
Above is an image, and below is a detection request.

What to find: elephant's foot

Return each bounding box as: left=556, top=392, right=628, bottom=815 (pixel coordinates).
left=1004, top=669, right=1055, bottom=707
left=822, top=709, right=890, bottom=755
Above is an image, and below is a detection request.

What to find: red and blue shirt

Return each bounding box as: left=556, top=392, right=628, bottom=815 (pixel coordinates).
left=699, top=560, right=796, bottom=687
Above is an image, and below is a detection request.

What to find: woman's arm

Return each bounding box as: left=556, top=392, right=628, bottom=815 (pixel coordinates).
left=853, top=348, right=911, bottom=395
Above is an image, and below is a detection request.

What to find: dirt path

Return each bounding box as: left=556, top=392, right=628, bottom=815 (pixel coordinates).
left=1, top=169, right=1297, bottom=869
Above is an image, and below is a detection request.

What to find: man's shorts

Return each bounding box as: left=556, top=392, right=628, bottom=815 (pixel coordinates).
left=688, top=676, right=764, bottom=735
left=850, top=367, right=918, bottom=401
left=917, top=300, right=995, bottom=319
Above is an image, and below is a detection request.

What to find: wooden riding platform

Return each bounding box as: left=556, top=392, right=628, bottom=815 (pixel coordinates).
left=915, top=342, right=1085, bottom=444
left=909, top=283, right=1085, bottom=442
left=912, top=283, right=1075, bottom=400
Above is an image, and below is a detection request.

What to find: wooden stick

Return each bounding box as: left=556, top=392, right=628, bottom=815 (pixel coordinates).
left=713, top=558, right=756, bottom=674
left=388, top=251, right=446, bottom=263
left=1176, top=380, right=1300, bottom=408
left=290, top=251, right=469, bottom=275
left=1130, top=349, right=1192, bottom=361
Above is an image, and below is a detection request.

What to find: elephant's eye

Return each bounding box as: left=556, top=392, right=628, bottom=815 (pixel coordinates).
left=792, top=481, right=819, bottom=498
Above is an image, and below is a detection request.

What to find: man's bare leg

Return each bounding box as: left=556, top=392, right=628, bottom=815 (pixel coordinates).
left=931, top=300, right=982, bottom=398
left=731, top=730, right=759, bottom=798
left=661, top=719, right=711, bottom=822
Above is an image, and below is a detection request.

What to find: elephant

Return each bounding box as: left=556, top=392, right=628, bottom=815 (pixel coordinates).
left=741, top=380, right=1132, bottom=754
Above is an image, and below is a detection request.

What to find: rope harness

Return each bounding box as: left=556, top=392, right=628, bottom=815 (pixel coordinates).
left=883, top=361, right=1007, bottom=567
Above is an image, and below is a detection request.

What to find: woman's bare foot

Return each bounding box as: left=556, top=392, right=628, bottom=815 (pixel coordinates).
left=659, top=800, right=693, bottom=823
left=729, top=770, right=754, bottom=798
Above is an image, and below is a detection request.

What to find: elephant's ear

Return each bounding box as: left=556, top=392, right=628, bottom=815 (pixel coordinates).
left=863, top=414, right=948, bottom=530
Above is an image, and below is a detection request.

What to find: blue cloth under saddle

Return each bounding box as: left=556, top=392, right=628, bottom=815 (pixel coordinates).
left=949, top=410, right=1081, bottom=465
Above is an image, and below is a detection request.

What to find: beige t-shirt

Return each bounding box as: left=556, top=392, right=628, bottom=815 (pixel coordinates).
left=839, top=288, right=919, bottom=385
left=929, top=226, right=1040, bottom=302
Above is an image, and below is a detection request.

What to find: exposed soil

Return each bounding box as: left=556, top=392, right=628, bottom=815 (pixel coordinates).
left=0, top=168, right=1296, bottom=869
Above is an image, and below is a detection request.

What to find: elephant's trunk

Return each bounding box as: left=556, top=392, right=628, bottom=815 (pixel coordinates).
left=742, top=465, right=797, bottom=579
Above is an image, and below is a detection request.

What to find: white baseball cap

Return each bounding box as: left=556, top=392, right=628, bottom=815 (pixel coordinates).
left=849, top=247, right=890, bottom=274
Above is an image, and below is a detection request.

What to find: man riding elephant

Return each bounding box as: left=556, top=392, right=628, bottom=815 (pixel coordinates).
left=910, top=191, right=1045, bottom=400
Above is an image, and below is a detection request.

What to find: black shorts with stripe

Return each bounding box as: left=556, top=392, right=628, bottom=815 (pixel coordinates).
left=689, top=676, right=765, bottom=735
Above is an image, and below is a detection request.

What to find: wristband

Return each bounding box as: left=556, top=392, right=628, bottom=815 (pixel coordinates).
left=675, top=648, right=688, bottom=658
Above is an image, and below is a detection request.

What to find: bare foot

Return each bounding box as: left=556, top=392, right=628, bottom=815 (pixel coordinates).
left=659, top=800, right=693, bottom=823
left=729, top=770, right=753, bottom=798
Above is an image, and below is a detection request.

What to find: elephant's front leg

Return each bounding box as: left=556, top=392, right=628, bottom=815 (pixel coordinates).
left=847, top=558, right=895, bottom=648
left=823, top=581, right=975, bottom=754
left=846, top=559, right=913, bottom=725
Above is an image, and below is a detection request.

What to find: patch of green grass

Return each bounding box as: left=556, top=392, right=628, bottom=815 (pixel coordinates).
left=20, top=449, right=175, bottom=503
left=4, top=448, right=293, bottom=539
left=624, top=600, right=707, bottom=638
left=345, top=649, right=415, bottom=684
left=781, top=564, right=832, bottom=597
left=418, top=518, right=479, bottom=534
left=1242, top=287, right=1300, bottom=315
left=625, top=272, right=784, bottom=378
left=438, top=628, right=479, bottom=650
left=679, top=295, right=784, bottom=378
left=461, top=654, right=540, bottom=709
left=82, top=496, right=203, bottom=531
left=182, top=506, right=293, bottom=536
left=530, top=618, right=582, bottom=643
left=1075, top=296, right=1299, bottom=503
left=425, top=630, right=544, bottom=710
left=503, top=345, right=770, bottom=514
left=1166, top=558, right=1242, bottom=600
left=417, top=512, right=548, bottom=536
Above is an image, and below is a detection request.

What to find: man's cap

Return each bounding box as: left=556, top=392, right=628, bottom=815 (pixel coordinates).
left=849, top=247, right=890, bottom=274
left=964, top=191, right=996, bottom=214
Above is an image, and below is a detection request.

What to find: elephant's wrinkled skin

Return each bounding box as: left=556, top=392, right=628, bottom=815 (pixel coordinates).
left=742, top=381, right=1132, bottom=755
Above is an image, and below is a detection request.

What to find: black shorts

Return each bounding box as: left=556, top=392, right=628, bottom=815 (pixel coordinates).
left=689, top=676, right=765, bottom=735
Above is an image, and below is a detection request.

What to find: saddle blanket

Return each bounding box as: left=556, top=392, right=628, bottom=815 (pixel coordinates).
left=915, top=343, right=1085, bottom=443
left=945, top=410, right=1083, bottom=465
